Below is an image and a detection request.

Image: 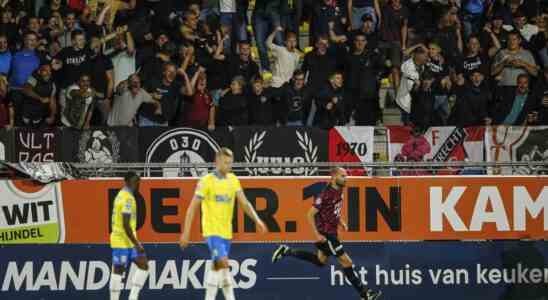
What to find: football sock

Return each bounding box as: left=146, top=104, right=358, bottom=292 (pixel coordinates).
left=343, top=266, right=365, bottom=294
left=109, top=273, right=123, bottom=300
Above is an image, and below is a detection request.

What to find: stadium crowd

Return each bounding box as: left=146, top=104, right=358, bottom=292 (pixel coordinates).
left=0, top=0, right=547, bottom=130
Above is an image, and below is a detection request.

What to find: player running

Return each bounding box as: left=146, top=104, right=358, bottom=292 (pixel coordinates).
left=109, top=172, right=149, bottom=300
left=272, top=167, right=382, bottom=300
left=180, top=147, right=267, bottom=300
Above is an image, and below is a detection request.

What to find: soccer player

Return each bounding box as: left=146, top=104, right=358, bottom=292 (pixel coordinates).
left=272, top=167, right=382, bottom=300
left=109, top=172, right=148, bottom=300
left=180, top=147, right=267, bottom=300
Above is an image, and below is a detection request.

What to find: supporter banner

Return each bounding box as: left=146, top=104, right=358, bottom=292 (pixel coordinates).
left=233, top=127, right=328, bottom=176
left=13, top=128, right=61, bottom=162
left=388, top=126, right=485, bottom=175
left=60, top=127, right=139, bottom=163
left=486, top=126, right=548, bottom=175
left=2, top=177, right=546, bottom=244
left=138, top=127, right=233, bottom=177
left=1, top=241, right=547, bottom=299
left=328, top=127, right=374, bottom=175
left=0, top=128, right=12, bottom=162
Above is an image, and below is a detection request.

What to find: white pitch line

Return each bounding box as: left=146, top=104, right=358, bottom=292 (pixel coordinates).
left=266, top=277, right=320, bottom=280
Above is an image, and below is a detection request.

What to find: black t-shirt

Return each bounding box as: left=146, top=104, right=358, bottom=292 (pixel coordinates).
left=426, top=57, right=449, bottom=80
left=217, top=92, right=248, bottom=126
left=55, top=47, right=94, bottom=88
left=279, top=83, right=310, bottom=123
left=89, top=54, right=114, bottom=98
left=21, top=75, right=56, bottom=120
left=460, top=53, right=490, bottom=77
left=381, top=4, right=408, bottom=42
left=141, top=79, right=180, bottom=124
left=247, top=88, right=277, bottom=125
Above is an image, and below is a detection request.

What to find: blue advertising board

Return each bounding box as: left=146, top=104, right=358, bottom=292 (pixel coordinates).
left=1, top=241, right=548, bottom=300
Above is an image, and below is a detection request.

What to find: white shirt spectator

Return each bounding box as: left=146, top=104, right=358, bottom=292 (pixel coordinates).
left=267, top=34, right=301, bottom=88
left=108, top=86, right=155, bottom=126
left=519, top=24, right=539, bottom=42
left=111, top=51, right=136, bottom=89
left=396, top=58, right=421, bottom=113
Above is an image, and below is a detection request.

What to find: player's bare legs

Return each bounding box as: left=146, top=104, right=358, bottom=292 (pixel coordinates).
left=129, top=256, right=149, bottom=300
left=205, top=257, right=235, bottom=300
left=109, top=255, right=149, bottom=300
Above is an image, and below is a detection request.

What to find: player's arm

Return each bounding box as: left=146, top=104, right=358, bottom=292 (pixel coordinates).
left=307, top=206, right=325, bottom=242
left=122, top=213, right=144, bottom=253
left=236, top=190, right=267, bottom=233
left=180, top=195, right=201, bottom=249
left=338, top=218, right=348, bottom=231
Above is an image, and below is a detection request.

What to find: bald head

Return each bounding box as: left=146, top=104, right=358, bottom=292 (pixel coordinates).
left=331, top=167, right=347, bottom=188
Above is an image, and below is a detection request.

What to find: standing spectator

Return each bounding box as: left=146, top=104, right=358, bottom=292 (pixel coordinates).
left=219, top=0, right=248, bottom=49
left=482, top=13, right=509, bottom=54
left=311, top=0, right=340, bottom=43
left=107, top=73, right=158, bottom=127
left=247, top=75, right=278, bottom=125
left=492, top=74, right=537, bottom=125
left=9, top=32, right=41, bottom=88
left=491, top=31, right=538, bottom=87
left=52, top=29, right=93, bottom=90
left=61, top=74, right=95, bottom=129
left=59, top=11, right=80, bottom=48
left=38, top=0, right=68, bottom=22
left=302, top=35, right=337, bottom=124
left=530, top=68, right=548, bottom=125
left=0, top=35, right=12, bottom=75
left=0, top=10, right=17, bottom=46
left=410, top=71, right=436, bottom=128
left=89, top=37, right=114, bottom=125
left=348, top=15, right=379, bottom=50
left=396, top=47, right=428, bottom=119
left=425, top=42, right=452, bottom=125
left=344, top=32, right=383, bottom=125
left=302, top=36, right=337, bottom=92
left=451, top=71, right=492, bottom=127
left=434, top=6, right=463, bottom=63
left=267, top=26, right=301, bottom=88
left=253, top=0, right=286, bottom=72
left=139, top=63, right=182, bottom=127
left=460, top=35, right=493, bottom=78
left=110, top=28, right=136, bottom=88
left=347, top=0, right=381, bottom=30
left=223, top=41, right=260, bottom=85
left=0, top=75, right=13, bottom=128
left=277, top=70, right=312, bottom=126
left=315, top=71, right=345, bottom=128
left=183, top=68, right=215, bottom=129
left=462, top=0, right=489, bottom=39
left=379, top=0, right=408, bottom=68
left=512, top=10, right=538, bottom=42
left=18, top=63, right=56, bottom=127
left=215, top=75, right=249, bottom=126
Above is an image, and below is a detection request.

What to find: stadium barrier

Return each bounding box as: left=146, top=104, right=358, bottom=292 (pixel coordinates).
left=0, top=126, right=547, bottom=176
left=1, top=176, right=547, bottom=299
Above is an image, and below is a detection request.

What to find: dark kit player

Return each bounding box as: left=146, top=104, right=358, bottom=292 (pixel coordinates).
left=272, top=167, right=381, bottom=300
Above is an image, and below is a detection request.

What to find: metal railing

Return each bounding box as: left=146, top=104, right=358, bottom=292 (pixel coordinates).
left=2, top=161, right=547, bottom=178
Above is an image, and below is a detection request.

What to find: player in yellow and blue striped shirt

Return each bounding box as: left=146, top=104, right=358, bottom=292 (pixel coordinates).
left=180, top=147, right=267, bottom=300
left=109, top=172, right=148, bottom=300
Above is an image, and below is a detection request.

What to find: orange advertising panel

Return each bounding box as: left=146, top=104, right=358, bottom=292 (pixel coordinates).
left=1, top=177, right=547, bottom=244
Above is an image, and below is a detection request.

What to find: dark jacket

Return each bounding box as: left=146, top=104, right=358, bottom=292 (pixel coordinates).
left=492, top=86, right=537, bottom=125
left=247, top=88, right=278, bottom=125
left=315, top=83, right=345, bottom=128
left=450, top=82, right=491, bottom=127
left=217, top=92, right=249, bottom=126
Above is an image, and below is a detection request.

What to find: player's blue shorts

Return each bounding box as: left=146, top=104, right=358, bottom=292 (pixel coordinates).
left=112, top=248, right=145, bottom=268
left=206, top=236, right=231, bottom=262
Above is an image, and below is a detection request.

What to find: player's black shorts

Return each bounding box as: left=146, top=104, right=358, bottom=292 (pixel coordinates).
left=315, top=233, right=345, bottom=257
